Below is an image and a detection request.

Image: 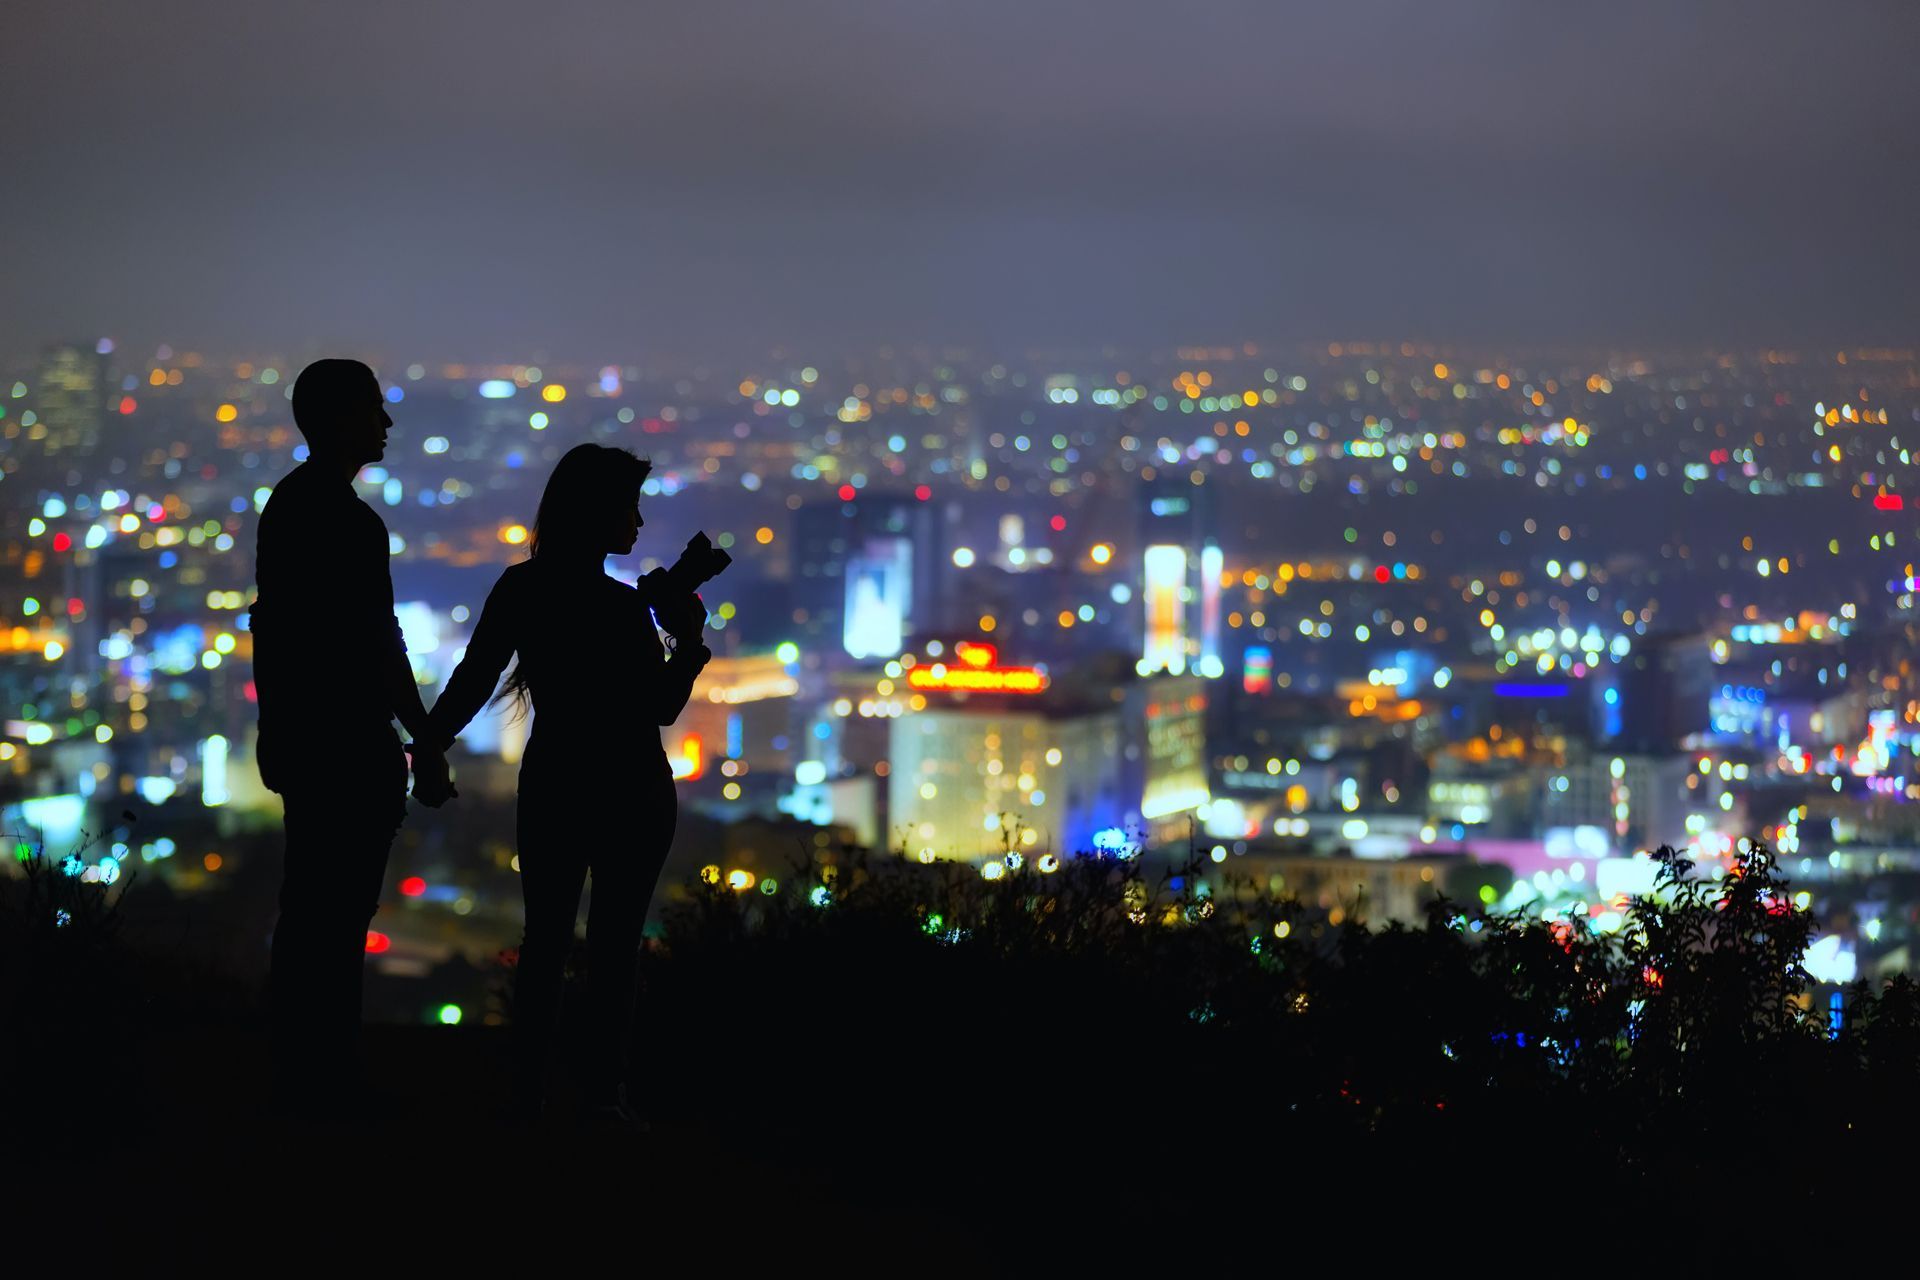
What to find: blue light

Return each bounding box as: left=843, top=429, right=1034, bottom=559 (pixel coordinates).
left=1494, top=683, right=1569, bottom=698
left=385, top=385, right=404, bottom=403
left=1603, top=687, right=1620, bottom=705
left=478, top=379, right=515, bottom=399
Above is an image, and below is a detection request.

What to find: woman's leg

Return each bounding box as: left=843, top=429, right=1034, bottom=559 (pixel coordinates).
left=581, top=786, right=677, bottom=1107
left=511, top=797, right=590, bottom=1109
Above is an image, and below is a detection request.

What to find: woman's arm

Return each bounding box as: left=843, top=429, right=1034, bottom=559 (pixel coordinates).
left=639, top=581, right=712, bottom=725
left=650, top=638, right=713, bottom=726
left=425, top=569, right=522, bottom=752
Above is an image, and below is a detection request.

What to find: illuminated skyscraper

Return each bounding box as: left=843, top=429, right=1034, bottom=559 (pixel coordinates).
left=843, top=536, right=912, bottom=659
left=885, top=648, right=1207, bottom=861
left=792, top=492, right=954, bottom=655
left=1135, top=476, right=1221, bottom=677
left=1141, top=544, right=1188, bottom=673
left=33, top=340, right=111, bottom=456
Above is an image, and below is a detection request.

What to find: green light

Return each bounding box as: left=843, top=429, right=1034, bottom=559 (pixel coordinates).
left=776, top=641, right=799, bottom=664
left=436, top=1004, right=463, bottom=1026
left=1478, top=884, right=1498, bottom=905
left=14, top=842, right=31, bottom=862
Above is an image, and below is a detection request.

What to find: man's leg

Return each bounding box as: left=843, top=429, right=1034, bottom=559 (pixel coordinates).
left=270, top=751, right=405, bottom=1114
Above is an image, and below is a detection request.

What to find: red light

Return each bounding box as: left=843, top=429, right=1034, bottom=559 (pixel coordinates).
left=365, top=931, right=392, bottom=954
left=52, top=532, right=72, bottom=552
left=1373, top=565, right=1391, bottom=583
left=837, top=484, right=856, bottom=501
left=67, top=598, right=84, bottom=616
left=1049, top=515, right=1066, bottom=532
left=674, top=732, right=704, bottom=781
left=117, top=396, right=136, bottom=415
left=1874, top=494, right=1904, bottom=511
left=913, top=484, right=931, bottom=501
left=399, top=876, right=426, bottom=897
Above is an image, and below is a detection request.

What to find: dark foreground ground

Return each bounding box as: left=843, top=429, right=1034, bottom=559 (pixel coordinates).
left=46, top=1018, right=1861, bottom=1271
left=81, top=1022, right=1006, bottom=1270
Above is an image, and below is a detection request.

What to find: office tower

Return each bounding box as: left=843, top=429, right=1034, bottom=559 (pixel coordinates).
left=1135, top=475, right=1221, bottom=677
left=792, top=491, right=954, bottom=655
left=34, top=340, right=111, bottom=455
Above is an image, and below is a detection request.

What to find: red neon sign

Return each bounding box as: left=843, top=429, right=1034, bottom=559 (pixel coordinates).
left=907, top=641, right=1048, bottom=694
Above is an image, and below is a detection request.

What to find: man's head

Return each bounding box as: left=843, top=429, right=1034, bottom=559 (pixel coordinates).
left=291, top=359, right=391, bottom=468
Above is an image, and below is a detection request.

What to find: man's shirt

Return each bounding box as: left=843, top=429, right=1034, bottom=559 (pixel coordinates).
left=251, top=461, right=408, bottom=792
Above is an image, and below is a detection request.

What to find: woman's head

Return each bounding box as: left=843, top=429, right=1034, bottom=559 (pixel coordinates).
left=528, top=444, right=652, bottom=560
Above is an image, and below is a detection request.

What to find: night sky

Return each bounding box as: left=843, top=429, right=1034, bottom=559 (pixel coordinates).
left=4, top=1, right=1916, bottom=363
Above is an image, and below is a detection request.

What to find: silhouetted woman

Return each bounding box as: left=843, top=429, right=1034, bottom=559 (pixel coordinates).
left=425, top=444, right=711, bottom=1125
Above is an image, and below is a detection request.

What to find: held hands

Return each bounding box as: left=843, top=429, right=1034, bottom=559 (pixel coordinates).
left=407, top=742, right=459, bottom=808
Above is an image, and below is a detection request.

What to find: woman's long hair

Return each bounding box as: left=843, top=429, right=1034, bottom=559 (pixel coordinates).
left=493, top=444, right=652, bottom=713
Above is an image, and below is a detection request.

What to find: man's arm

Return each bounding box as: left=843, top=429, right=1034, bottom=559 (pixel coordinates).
left=388, top=623, right=432, bottom=744
left=370, top=517, right=431, bottom=744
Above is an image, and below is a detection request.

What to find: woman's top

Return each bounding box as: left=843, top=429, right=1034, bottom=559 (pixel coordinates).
left=425, top=559, right=711, bottom=791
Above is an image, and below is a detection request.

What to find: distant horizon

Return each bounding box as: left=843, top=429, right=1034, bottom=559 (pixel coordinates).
left=8, top=333, right=1917, bottom=375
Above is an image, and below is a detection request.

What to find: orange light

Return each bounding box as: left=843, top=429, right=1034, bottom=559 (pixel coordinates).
left=671, top=733, right=704, bottom=780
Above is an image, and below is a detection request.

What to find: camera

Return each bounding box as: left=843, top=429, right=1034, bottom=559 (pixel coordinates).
left=642, top=532, right=731, bottom=642
left=655, top=531, right=732, bottom=597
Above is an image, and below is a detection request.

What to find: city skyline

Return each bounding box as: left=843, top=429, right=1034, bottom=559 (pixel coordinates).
left=4, top=334, right=1917, bottom=1000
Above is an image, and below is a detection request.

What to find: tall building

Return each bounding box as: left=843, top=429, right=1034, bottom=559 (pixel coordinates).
left=1612, top=632, right=1716, bottom=753
left=791, top=492, right=956, bottom=655
left=1125, top=673, right=1211, bottom=846
left=34, top=340, right=112, bottom=456
left=884, top=648, right=1208, bottom=862
left=1134, top=475, right=1221, bottom=678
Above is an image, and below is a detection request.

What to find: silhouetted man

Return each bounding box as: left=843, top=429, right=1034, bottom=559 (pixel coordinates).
left=252, top=358, right=451, bottom=1118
